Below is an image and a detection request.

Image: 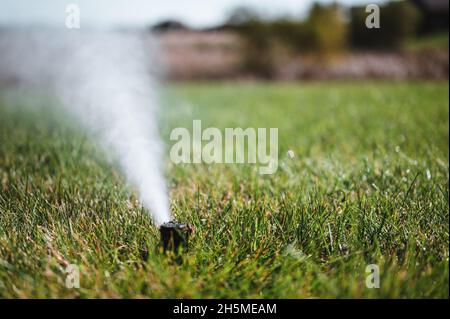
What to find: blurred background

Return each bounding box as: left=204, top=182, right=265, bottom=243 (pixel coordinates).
left=0, top=1, right=449, bottom=299
left=153, top=0, right=449, bottom=80
left=1, top=0, right=448, bottom=81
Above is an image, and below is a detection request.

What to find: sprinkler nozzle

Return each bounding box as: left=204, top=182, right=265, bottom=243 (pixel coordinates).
left=159, top=220, right=192, bottom=253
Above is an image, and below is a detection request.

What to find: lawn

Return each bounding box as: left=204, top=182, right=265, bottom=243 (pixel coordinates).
left=0, top=81, right=448, bottom=298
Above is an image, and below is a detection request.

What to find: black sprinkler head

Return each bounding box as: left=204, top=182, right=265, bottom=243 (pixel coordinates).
left=159, top=220, right=192, bottom=253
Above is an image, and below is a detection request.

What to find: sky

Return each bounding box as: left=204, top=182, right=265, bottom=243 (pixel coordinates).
left=1, top=0, right=388, bottom=29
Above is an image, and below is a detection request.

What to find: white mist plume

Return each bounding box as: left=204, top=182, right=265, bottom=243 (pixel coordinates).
left=0, top=30, right=171, bottom=225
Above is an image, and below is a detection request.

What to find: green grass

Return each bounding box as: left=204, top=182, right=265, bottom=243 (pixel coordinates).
left=405, top=32, right=449, bottom=51
left=0, top=81, right=448, bottom=298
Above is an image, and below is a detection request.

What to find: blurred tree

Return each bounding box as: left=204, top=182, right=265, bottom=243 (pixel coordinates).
left=226, top=7, right=277, bottom=78
left=271, top=19, right=312, bottom=53
left=239, top=20, right=277, bottom=78
left=226, top=6, right=261, bottom=27
left=305, top=3, right=348, bottom=54
left=228, top=3, right=349, bottom=76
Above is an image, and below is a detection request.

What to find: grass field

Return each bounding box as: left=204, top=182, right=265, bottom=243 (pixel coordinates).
left=0, top=82, right=448, bottom=298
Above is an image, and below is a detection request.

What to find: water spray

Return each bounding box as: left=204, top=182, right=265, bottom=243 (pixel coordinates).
left=0, top=30, right=172, bottom=226
left=0, top=30, right=196, bottom=256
